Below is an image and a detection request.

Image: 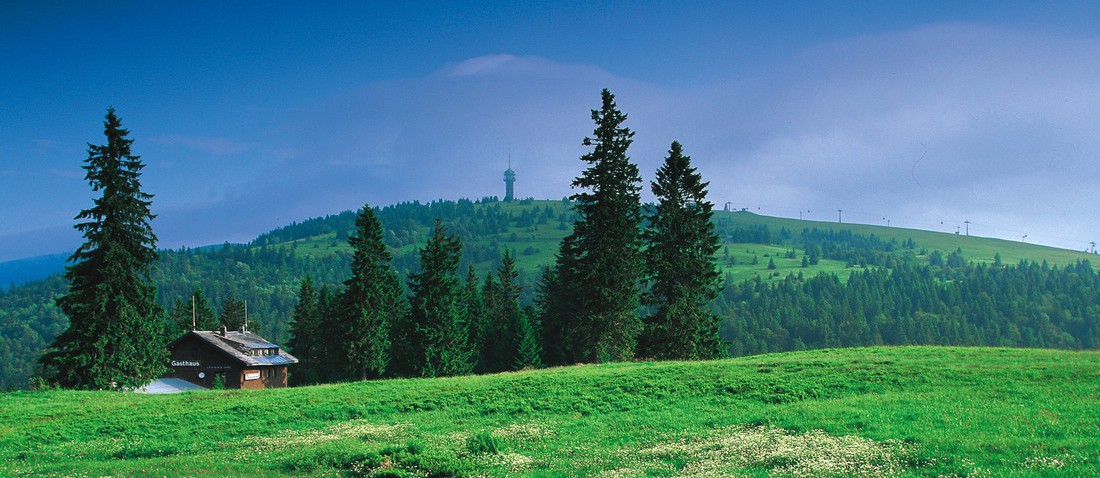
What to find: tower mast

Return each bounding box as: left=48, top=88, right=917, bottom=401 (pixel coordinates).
left=504, top=156, right=516, bottom=202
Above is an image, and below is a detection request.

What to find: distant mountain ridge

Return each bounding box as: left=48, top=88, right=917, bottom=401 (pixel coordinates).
left=0, top=253, right=68, bottom=291
left=0, top=243, right=239, bottom=291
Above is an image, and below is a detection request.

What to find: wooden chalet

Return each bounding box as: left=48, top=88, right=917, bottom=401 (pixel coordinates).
left=167, top=326, right=298, bottom=390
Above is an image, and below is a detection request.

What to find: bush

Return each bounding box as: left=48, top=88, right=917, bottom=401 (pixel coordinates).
left=283, top=443, right=370, bottom=472
left=465, top=431, right=501, bottom=455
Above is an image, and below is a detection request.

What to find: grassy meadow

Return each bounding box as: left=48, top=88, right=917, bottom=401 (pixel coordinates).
left=730, top=212, right=1093, bottom=267
left=2, top=346, right=1097, bottom=477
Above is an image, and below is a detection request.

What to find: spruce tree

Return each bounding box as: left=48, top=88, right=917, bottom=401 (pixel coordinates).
left=482, top=249, right=522, bottom=372
left=314, top=284, right=343, bottom=382
left=535, top=264, right=569, bottom=365
left=164, top=298, right=192, bottom=338
left=640, top=141, right=724, bottom=359
left=287, top=276, right=320, bottom=385
left=407, top=220, right=473, bottom=377
left=220, top=294, right=247, bottom=329
left=544, top=89, right=643, bottom=363
left=186, top=286, right=219, bottom=331
left=460, top=265, right=487, bottom=372
left=342, top=205, right=406, bottom=380
left=38, top=108, right=165, bottom=390
left=514, top=306, right=543, bottom=370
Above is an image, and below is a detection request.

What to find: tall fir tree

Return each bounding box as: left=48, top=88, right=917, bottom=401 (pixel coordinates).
left=38, top=109, right=166, bottom=389
left=287, top=276, right=320, bottom=385
left=186, top=286, right=219, bottom=331
left=514, top=306, right=543, bottom=370
left=220, top=294, right=247, bottom=330
left=314, top=284, right=343, bottom=383
left=460, top=265, right=487, bottom=372
left=342, top=205, right=406, bottom=380
left=164, top=298, right=192, bottom=338
left=543, top=88, right=643, bottom=363
left=481, top=249, right=523, bottom=372
left=407, top=220, right=473, bottom=377
left=640, top=141, right=724, bottom=359
left=535, top=264, right=569, bottom=365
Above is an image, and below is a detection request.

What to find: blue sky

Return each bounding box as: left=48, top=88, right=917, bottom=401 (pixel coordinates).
left=3, top=1, right=1100, bottom=262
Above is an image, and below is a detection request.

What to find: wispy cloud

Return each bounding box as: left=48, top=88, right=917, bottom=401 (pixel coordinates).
left=439, top=54, right=519, bottom=77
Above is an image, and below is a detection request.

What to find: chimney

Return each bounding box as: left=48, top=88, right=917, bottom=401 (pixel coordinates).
left=219, top=325, right=227, bottom=337
left=240, top=324, right=246, bottom=334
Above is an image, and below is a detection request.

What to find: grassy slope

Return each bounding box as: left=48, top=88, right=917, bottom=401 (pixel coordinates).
left=735, top=212, right=1091, bottom=267
left=279, top=201, right=1095, bottom=285
left=2, top=347, right=1097, bottom=477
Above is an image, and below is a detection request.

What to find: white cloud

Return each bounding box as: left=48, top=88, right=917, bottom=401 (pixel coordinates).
left=440, top=54, right=519, bottom=77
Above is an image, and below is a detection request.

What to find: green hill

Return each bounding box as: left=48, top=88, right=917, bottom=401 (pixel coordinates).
left=1, top=198, right=1098, bottom=389
left=719, top=211, right=1092, bottom=271
left=2, top=346, right=1097, bottom=477
left=255, top=199, right=1094, bottom=281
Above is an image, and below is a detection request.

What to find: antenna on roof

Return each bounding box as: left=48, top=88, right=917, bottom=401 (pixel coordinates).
left=244, top=300, right=248, bottom=332
left=191, top=296, right=196, bottom=330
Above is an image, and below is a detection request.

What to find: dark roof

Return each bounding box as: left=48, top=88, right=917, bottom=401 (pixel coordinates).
left=169, top=330, right=299, bottom=367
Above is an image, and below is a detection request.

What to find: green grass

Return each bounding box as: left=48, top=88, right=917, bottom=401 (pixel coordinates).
left=3, top=347, right=1097, bottom=477
left=719, top=210, right=1094, bottom=267
left=717, top=243, right=855, bottom=284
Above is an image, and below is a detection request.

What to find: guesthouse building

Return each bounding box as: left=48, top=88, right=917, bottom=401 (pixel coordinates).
left=166, top=327, right=298, bottom=390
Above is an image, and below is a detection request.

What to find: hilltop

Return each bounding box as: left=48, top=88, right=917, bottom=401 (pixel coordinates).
left=2, top=346, right=1097, bottom=476
left=244, top=199, right=1095, bottom=288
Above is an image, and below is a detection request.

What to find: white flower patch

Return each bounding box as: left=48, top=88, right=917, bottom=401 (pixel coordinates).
left=477, top=452, right=536, bottom=473
left=1021, top=454, right=1082, bottom=470
left=635, top=425, right=912, bottom=478
left=492, top=421, right=552, bottom=442
left=238, top=420, right=408, bottom=458
left=596, top=466, right=642, bottom=478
